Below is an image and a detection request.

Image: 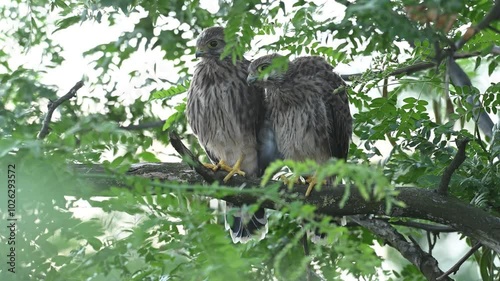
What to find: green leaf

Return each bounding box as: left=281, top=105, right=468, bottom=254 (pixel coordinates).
left=162, top=112, right=179, bottom=131
left=54, top=16, right=81, bottom=33
left=87, top=237, right=103, bottom=251
left=138, top=151, right=160, bottom=162
left=488, top=61, right=497, bottom=76
left=403, top=97, right=417, bottom=104
left=0, top=139, right=21, bottom=157
left=479, top=250, right=493, bottom=281
left=150, top=83, right=188, bottom=101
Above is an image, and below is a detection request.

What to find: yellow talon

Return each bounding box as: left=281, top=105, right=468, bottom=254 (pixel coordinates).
left=279, top=175, right=289, bottom=184
left=204, top=160, right=235, bottom=173
left=223, top=155, right=246, bottom=183
left=279, top=175, right=301, bottom=186
left=304, top=176, right=326, bottom=197
left=218, top=161, right=235, bottom=173
left=305, top=177, right=317, bottom=197
left=203, top=162, right=219, bottom=171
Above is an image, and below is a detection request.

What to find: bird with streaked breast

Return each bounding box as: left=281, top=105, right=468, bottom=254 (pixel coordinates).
left=247, top=54, right=352, bottom=197
left=185, top=26, right=269, bottom=243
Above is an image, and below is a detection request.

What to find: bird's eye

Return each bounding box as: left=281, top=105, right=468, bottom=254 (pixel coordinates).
left=257, top=63, right=270, bottom=72
left=208, top=40, right=218, bottom=48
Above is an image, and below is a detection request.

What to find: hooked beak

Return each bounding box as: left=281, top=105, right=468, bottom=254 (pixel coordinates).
left=247, top=75, right=258, bottom=85
left=195, top=50, right=205, bottom=58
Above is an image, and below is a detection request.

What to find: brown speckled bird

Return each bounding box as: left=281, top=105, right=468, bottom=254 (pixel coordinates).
left=247, top=54, right=352, bottom=196
left=186, top=27, right=268, bottom=242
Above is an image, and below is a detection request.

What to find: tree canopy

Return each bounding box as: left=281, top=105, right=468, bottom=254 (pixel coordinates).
left=0, top=0, right=499, bottom=280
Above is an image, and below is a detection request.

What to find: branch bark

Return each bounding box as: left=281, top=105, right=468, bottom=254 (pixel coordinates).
left=72, top=161, right=500, bottom=254
left=376, top=218, right=456, bottom=233
left=38, top=80, right=84, bottom=139
left=340, top=51, right=485, bottom=82
left=437, top=138, right=469, bottom=195
left=436, top=242, right=482, bottom=280
left=448, top=1, right=500, bottom=137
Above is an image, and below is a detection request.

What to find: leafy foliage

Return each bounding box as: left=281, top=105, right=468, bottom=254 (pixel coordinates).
left=0, top=0, right=499, bottom=280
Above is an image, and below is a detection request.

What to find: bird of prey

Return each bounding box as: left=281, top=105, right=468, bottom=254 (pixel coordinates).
left=247, top=54, right=352, bottom=196
left=186, top=26, right=267, bottom=242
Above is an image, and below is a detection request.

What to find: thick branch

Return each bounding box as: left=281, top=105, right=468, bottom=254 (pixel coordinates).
left=38, top=81, right=84, bottom=139
left=223, top=177, right=500, bottom=254
left=73, top=162, right=500, bottom=253
left=351, top=216, right=451, bottom=281
left=437, top=138, right=469, bottom=195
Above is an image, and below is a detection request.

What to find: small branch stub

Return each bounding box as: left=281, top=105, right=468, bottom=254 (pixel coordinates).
left=38, top=80, right=84, bottom=140
left=437, top=138, right=470, bottom=195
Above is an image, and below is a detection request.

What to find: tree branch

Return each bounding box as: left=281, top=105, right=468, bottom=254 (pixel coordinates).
left=68, top=132, right=500, bottom=276
left=377, top=218, right=456, bottom=233
left=437, top=138, right=470, bottom=195
left=351, top=216, right=452, bottom=281
left=37, top=80, right=84, bottom=139
left=73, top=161, right=500, bottom=254
left=447, top=58, right=494, bottom=138
left=427, top=231, right=437, bottom=255
left=340, top=51, right=483, bottom=82
left=455, top=0, right=500, bottom=50
left=436, top=242, right=482, bottom=280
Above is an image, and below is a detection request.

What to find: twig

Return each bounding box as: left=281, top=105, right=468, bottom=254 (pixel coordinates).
left=340, top=51, right=482, bottom=82
left=376, top=218, right=456, bottom=233
left=437, top=138, right=470, bottom=195
left=408, top=235, right=420, bottom=247
left=474, top=124, right=489, bottom=156
left=436, top=242, right=482, bottom=280
left=341, top=62, right=433, bottom=81
left=168, top=131, right=219, bottom=184
left=455, top=0, right=500, bottom=50
left=488, top=25, right=500, bottom=34
left=37, top=80, right=84, bottom=139
left=427, top=231, right=433, bottom=255
left=427, top=231, right=439, bottom=255
left=351, top=216, right=452, bottom=281
left=302, top=233, right=312, bottom=281
left=120, top=120, right=165, bottom=130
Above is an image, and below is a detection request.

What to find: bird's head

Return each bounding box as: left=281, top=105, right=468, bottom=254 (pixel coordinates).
left=247, top=54, right=288, bottom=87
left=195, top=27, right=226, bottom=59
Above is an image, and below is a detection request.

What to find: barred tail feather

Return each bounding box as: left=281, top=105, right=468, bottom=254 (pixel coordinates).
left=224, top=204, right=268, bottom=243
